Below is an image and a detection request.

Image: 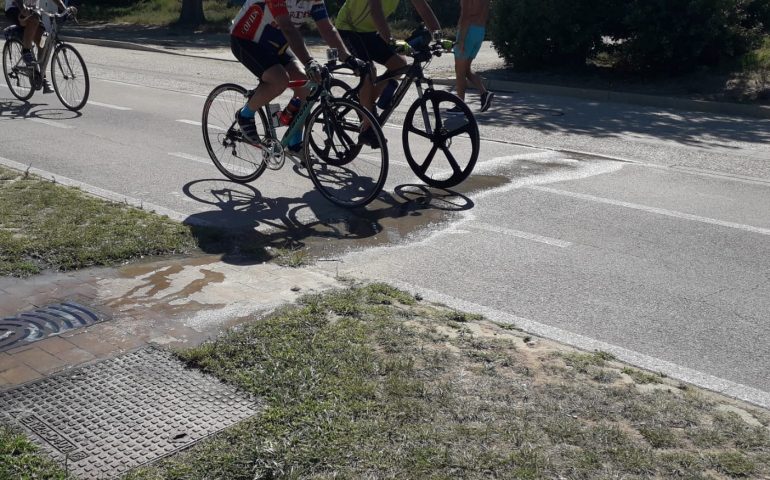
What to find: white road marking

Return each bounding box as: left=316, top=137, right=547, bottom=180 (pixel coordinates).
left=168, top=152, right=212, bottom=166
left=27, top=118, right=72, bottom=129
left=177, top=119, right=201, bottom=126
left=89, top=101, right=132, bottom=111
left=470, top=222, right=572, bottom=248
left=529, top=185, right=770, bottom=236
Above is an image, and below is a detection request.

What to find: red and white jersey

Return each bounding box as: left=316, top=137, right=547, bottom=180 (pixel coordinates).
left=230, top=0, right=328, bottom=43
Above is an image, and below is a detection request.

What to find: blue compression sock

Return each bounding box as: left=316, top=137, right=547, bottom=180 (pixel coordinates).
left=240, top=105, right=255, bottom=119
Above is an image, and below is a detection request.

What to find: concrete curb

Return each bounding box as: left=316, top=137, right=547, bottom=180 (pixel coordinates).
left=62, top=35, right=770, bottom=120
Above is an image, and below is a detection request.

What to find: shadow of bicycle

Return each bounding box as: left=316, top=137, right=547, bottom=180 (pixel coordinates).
left=0, top=98, right=81, bottom=120
left=181, top=178, right=475, bottom=266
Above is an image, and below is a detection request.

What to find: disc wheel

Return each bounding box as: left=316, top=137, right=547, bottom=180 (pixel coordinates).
left=403, top=90, right=480, bottom=188
left=304, top=97, right=388, bottom=208
left=51, top=43, right=90, bottom=111
left=2, top=39, right=34, bottom=101
left=202, top=83, right=268, bottom=183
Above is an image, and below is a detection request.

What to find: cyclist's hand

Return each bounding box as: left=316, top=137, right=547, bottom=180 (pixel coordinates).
left=391, top=39, right=412, bottom=55
left=305, top=58, right=325, bottom=83
left=343, top=55, right=367, bottom=76
left=66, top=6, right=77, bottom=15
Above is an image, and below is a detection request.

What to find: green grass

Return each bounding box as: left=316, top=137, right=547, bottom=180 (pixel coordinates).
left=0, top=166, right=197, bottom=276
left=79, top=0, right=238, bottom=30
left=113, top=284, right=770, bottom=479
left=0, top=425, right=71, bottom=479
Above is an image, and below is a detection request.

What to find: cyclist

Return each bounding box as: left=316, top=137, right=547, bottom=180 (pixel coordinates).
left=335, top=0, right=442, bottom=146
left=230, top=0, right=366, bottom=150
left=453, top=0, right=493, bottom=112
left=4, top=0, right=73, bottom=93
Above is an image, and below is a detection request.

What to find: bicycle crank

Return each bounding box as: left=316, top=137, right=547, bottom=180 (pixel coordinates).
left=262, top=138, right=285, bottom=170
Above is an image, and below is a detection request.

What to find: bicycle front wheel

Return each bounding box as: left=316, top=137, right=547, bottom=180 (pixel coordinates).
left=51, top=44, right=89, bottom=111
left=2, top=39, right=34, bottom=101
left=304, top=97, right=388, bottom=208
left=202, top=83, right=268, bottom=183
left=403, top=90, right=480, bottom=188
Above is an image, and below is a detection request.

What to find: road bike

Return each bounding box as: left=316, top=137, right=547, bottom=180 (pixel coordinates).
left=202, top=59, right=388, bottom=208
left=331, top=33, right=480, bottom=189
left=2, top=7, right=90, bottom=111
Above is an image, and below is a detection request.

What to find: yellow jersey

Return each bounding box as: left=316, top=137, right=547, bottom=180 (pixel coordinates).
left=335, top=0, right=400, bottom=33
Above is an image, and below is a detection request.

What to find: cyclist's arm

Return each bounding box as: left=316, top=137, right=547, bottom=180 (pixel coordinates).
left=315, top=18, right=354, bottom=61
left=369, top=0, right=392, bottom=42
left=274, top=13, right=314, bottom=66
left=410, top=0, right=441, bottom=32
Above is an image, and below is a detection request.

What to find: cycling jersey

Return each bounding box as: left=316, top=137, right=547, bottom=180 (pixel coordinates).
left=230, top=0, right=328, bottom=50
left=336, top=0, right=399, bottom=33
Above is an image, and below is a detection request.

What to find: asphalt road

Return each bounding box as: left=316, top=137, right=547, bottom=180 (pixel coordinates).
left=2, top=42, right=769, bottom=407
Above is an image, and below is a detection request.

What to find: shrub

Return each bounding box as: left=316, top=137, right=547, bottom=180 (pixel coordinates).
left=489, top=0, right=619, bottom=70
left=617, top=0, right=767, bottom=72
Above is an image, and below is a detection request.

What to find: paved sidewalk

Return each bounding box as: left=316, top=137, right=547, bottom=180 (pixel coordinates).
left=0, top=255, right=342, bottom=389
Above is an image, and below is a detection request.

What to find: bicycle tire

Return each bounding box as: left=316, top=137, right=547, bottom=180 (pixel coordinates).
left=2, top=39, right=34, bottom=101
left=202, top=83, right=268, bottom=184
left=51, top=43, right=89, bottom=111
left=304, top=97, right=388, bottom=208
left=403, top=89, right=480, bottom=188
left=308, top=77, right=359, bottom=166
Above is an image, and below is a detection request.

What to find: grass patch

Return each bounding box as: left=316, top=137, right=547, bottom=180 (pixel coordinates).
left=0, top=166, right=197, bottom=276
left=622, top=366, right=664, bottom=384
left=113, top=284, right=770, bottom=479
left=269, top=244, right=310, bottom=268
left=79, top=0, right=238, bottom=30
left=0, top=425, right=70, bottom=479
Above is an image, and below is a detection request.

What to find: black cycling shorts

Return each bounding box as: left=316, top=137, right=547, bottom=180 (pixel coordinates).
left=230, top=36, right=293, bottom=79
left=5, top=7, right=21, bottom=25
left=339, top=30, right=396, bottom=66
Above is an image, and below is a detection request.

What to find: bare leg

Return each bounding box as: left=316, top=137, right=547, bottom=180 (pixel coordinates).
left=18, top=15, right=40, bottom=51
left=454, top=58, right=470, bottom=101
left=246, top=64, right=289, bottom=112
left=466, top=67, right=487, bottom=96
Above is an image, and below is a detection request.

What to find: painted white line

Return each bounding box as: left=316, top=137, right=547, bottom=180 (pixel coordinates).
left=168, top=152, right=212, bottom=166
left=470, top=223, right=572, bottom=248
left=177, top=119, right=201, bottom=126
left=528, top=185, right=770, bottom=236
left=89, top=101, right=132, bottom=111
left=26, top=117, right=72, bottom=129
left=0, top=155, right=212, bottom=226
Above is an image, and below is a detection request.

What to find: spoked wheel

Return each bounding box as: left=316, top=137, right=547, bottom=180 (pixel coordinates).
left=50, top=43, right=90, bottom=111
left=202, top=83, right=268, bottom=183
left=308, top=78, right=358, bottom=166
left=2, top=39, right=35, bottom=101
left=403, top=89, right=480, bottom=188
left=304, top=97, right=388, bottom=208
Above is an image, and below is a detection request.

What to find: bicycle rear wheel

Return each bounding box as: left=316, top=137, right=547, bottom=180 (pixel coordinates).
left=403, top=89, right=480, bottom=188
left=2, top=39, right=34, bottom=101
left=304, top=97, right=388, bottom=208
left=51, top=43, right=90, bottom=111
left=202, top=83, right=268, bottom=183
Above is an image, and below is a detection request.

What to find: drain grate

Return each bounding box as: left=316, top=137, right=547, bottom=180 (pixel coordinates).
left=0, top=301, right=108, bottom=353
left=0, top=347, right=261, bottom=479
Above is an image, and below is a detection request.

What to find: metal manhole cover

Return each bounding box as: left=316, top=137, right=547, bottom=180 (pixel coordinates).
left=0, top=347, right=261, bottom=479
left=0, top=301, right=109, bottom=353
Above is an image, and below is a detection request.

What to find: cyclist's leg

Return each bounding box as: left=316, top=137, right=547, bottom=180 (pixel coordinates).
left=284, top=57, right=310, bottom=150
left=230, top=36, right=288, bottom=142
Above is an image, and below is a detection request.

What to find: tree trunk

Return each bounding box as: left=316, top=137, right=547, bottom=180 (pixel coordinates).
left=179, top=0, right=205, bottom=27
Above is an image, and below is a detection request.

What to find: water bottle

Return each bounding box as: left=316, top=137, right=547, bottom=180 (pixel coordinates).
left=377, top=79, right=398, bottom=109
left=278, top=97, right=302, bottom=126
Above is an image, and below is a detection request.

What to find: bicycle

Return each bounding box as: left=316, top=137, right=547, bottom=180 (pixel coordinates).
left=2, top=7, right=89, bottom=111
left=330, top=32, right=480, bottom=189
left=201, top=57, right=389, bottom=208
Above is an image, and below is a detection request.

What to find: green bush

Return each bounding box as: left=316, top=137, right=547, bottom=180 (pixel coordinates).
left=617, top=0, right=767, bottom=72
left=489, top=0, right=618, bottom=70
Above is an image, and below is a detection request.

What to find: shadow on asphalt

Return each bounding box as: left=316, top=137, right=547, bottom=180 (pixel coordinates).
left=182, top=178, right=475, bottom=266
left=475, top=93, right=770, bottom=148
left=1, top=99, right=82, bottom=121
